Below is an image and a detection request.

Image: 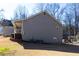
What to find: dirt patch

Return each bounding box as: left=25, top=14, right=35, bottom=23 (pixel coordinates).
left=0, top=36, right=79, bottom=56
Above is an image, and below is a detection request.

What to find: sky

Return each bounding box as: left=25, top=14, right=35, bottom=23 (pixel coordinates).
left=0, top=0, right=20, bottom=19
left=0, top=0, right=38, bottom=19
left=0, top=0, right=66, bottom=20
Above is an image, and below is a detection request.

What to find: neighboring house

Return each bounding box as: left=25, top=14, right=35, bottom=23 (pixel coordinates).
left=12, top=20, right=22, bottom=39
left=0, top=19, right=14, bottom=36
left=12, top=20, right=22, bottom=34
left=13, top=11, right=63, bottom=43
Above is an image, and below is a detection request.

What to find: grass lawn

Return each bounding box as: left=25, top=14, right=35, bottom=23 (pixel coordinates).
left=0, top=36, right=79, bottom=56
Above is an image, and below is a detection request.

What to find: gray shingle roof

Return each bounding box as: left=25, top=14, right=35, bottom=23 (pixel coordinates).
left=0, top=19, right=13, bottom=26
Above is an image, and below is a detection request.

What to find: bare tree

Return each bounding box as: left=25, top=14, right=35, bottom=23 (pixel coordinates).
left=35, top=3, right=60, bottom=16
left=33, top=3, right=47, bottom=13
left=73, top=3, right=79, bottom=35
left=0, top=9, right=4, bottom=20
left=59, top=4, right=75, bottom=43
left=14, top=5, right=28, bottom=20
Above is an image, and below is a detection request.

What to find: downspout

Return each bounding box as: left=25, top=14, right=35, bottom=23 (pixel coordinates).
left=21, top=20, right=24, bottom=40
left=12, top=21, right=16, bottom=39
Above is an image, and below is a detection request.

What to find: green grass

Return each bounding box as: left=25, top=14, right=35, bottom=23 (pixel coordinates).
left=0, top=48, right=10, bottom=56
left=0, top=48, right=14, bottom=56
left=0, top=48, right=9, bottom=51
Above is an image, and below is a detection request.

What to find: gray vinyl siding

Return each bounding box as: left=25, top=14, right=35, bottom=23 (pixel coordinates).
left=22, top=12, right=63, bottom=43
left=2, top=26, right=14, bottom=36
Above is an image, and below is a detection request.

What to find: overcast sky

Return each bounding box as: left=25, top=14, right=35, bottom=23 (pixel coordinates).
left=0, top=0, right=66, bottom=20
left=0, top=0, right=38, bottom=19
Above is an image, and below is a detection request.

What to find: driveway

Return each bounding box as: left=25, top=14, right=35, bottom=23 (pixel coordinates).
left=0, top=36, right=79, bottom=56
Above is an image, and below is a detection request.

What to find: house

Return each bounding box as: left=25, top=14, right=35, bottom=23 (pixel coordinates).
left=12, top=20, right=22, bottom=39
left=0, top=19, right=14, bottom=36
left=13, top=11, right=63, bottom=43
left=12, top=20, right=22, bottom=34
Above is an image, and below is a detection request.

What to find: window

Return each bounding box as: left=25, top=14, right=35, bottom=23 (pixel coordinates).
left=56, top=26, right=59, bottom=30
left=43, top=12, right=46, bottom=15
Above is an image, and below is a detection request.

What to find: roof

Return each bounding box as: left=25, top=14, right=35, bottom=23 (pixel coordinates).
left=0, top=19, right=13, bottom=26
left=14, top=11, right=62, bottom=26
left=25, top=11, right=62, bottom=26
left=12, top=20, right=22, bottom=28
